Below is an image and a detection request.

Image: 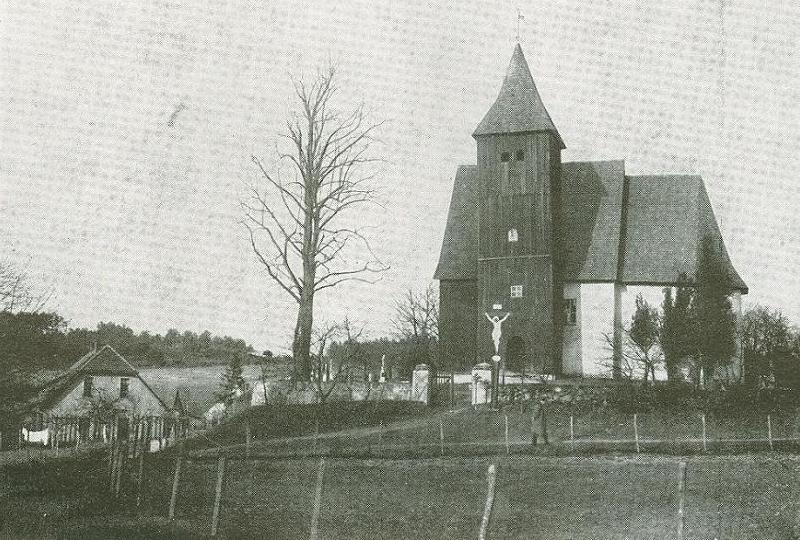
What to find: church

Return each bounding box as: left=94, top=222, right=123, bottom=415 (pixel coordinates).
left=434, top=44, right=747, bottom=379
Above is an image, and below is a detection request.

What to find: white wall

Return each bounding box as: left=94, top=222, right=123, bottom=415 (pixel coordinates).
left=50, top=374, right=168, bottom=416
left=575, top=283, right=616, bottom=377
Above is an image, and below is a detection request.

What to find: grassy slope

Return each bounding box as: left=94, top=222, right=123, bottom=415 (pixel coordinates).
left=127, top=454, right=799, bottom=539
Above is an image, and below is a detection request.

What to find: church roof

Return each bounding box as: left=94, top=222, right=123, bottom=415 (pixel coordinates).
left=622, top=175, right=747, bottom=290
left=434, top=162, right=748, bottom=293
left=473, top=44, right=565, bottom=148
left=433, top=165, right=479, bottom=280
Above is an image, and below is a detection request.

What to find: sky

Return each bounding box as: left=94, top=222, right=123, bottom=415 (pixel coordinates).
left=1, top=0, right=798, bottom=352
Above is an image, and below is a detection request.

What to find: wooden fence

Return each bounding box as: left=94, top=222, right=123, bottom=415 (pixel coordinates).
left=0, top=414, right=190, bottom=454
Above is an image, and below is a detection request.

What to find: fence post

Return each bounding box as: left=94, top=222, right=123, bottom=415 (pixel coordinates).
left=210, top=456, right=227, bottom=536
left=768, top=414, right=774, bottom=451
left=168, top=456, right=183, bottom=521
left=633, top=414, right=640, bottom=453
left=377, top=421, right=383, bottom=455
left=314, top=418, right=320, bottom=454
left=478, top=463, right=497, bottom=540
left=701, top=414, right=707, bottom=453
left=245, top=420, right=252, bottom=460
left=504, top=415, right=510, bottom=455
left=678, top=461, right=687, bottom=540
left=309, top=457, right=326, bottom=540
left=433, top=418, right=442, bottom=456
left=570, top=415, right=575, bottom=452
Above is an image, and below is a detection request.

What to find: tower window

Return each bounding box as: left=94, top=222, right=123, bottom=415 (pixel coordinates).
left=83, top=376, right=93, bottom=397
left=500, top=152, right=511, bottom=162
left=507, top=228, right=518, bottom=242
left=564, top=299, right=578, bottom=325
left=515, top=149, right=525, bottom=161
left=510, top=285, right=524, bottom=298
left=120, top=377, right=130, bottom=398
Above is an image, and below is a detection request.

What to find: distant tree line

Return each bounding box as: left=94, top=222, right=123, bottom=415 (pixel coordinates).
left=0, top=313, right=255, bottom=375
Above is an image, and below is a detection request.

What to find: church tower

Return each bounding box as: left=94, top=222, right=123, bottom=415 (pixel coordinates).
left=473, top=44, right=564, bottom=374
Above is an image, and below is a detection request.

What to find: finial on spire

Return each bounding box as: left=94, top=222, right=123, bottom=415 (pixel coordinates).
left=515, top=9, right=525, bottom=42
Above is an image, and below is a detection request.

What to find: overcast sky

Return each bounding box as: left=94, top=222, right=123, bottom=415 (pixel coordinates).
left=1, top=0, right=798, bottom=351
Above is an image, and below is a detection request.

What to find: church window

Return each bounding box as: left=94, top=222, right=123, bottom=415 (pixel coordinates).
left=120, top=377, right=130, bottom=398
left=83, top=376, right=93, bottom=397
left=510, top=285, right=524, bottom=298
left=515, top=149, right=525, bottom=161
left=564, top=299, right=578, bottom=325
left=508, top=228, right=518, bottom=242
left=500, top=152, right=511, bottom=162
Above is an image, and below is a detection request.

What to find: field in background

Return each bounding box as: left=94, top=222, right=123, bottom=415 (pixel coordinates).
left=140, top=360, right=291, bottom=416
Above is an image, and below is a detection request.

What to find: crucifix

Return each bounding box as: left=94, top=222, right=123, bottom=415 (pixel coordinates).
left=515, top=9, right=525, bottom=42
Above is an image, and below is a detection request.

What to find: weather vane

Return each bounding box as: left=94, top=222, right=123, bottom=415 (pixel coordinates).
left=515, top=8, right=525, bottom=42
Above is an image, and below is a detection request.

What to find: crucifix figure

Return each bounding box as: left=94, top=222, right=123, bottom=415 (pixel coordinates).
left=515, top=9, right=525, bottom=42
left=484, top=312, right=510, bottom=356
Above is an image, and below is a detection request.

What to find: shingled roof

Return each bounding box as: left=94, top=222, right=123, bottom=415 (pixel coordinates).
left=473, top=44, right=565, bottom=148
left=434, top=162, right=748, bottom=293
left=433, top=165, right=479, bottom=280
left=622, top=175, right=747, bottom=291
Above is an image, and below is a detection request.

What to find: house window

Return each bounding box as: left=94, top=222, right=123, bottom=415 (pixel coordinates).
left=507, top=228, right=518, bottom=242
left=500, top=152, right=511, bottom=162
left=120, top=377, right=130, bottom=398
left=83, top=376, right=93, bottom=397
left=510, top=285, right=524, bottom=298
left=515, top=149, right=525, bottom=161
left=564, top=298, right=578, bottom=325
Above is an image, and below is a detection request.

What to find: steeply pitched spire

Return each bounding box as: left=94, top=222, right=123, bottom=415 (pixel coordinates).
left=473, top=44, right=564, bottom=147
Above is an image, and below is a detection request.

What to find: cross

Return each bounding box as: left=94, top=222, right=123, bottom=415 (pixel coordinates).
left=515, top=9, right=525, bottom=42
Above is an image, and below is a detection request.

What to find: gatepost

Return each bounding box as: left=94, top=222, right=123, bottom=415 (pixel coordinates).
left=411, top=364, right=431, bottom=405
left=472, top=363, right=493, bottom=406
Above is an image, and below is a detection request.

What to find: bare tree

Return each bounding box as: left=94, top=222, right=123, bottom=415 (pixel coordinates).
left=0, top=259, right=50, bottom=313
left=243, top=66, right=386, bottom=382
left=392, top=284, right=439, bottom=342
left=311, top=317, right=367, bottom=404
left=602, top=295, right=663, bottom=385
left=392, top=284, right=439, bottom=373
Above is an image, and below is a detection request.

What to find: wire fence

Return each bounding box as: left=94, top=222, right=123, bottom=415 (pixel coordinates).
left=188, top=407, right=800, bottom=461
left=132, top=453, right=800, bottom=539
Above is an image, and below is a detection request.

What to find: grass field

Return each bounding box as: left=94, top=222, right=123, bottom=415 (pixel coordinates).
left=139, top=361, right=290, bottom=416
left=61, top=453, right=799, bottom=539
left=5, top=402, right=800, bottom=539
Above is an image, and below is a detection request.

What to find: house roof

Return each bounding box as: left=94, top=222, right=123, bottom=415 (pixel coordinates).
left=473, top=44, right=565, bottom=148
left=67, top=345, right=139, bottom=376
left=24, top=345, right=171, bottom=414
left=434, top=161, right=748, bottom=293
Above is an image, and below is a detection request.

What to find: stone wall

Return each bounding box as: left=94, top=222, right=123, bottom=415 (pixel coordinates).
left=251, top=379, right=422, bottom=406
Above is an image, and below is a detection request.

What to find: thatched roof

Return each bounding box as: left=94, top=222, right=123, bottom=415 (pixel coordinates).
left=473, top=44, right=565, bottom=148
left=434, top=162, right=748, bottom=293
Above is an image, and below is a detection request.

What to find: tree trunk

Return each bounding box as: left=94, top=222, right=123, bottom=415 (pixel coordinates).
left=293, top=291, right=314, bottom=381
